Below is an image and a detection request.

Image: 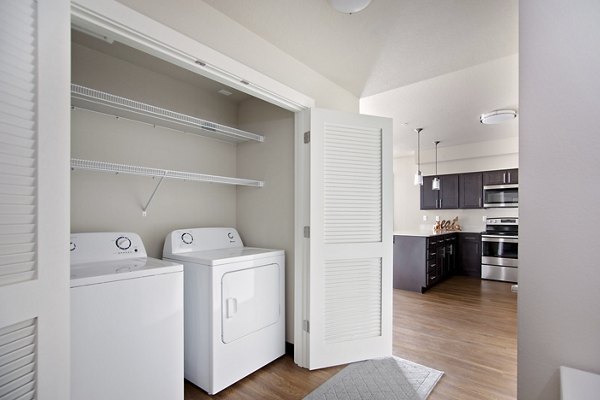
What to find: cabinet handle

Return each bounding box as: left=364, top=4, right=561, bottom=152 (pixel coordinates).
left=503, top=172, right=506, bottom=183
left=508, top=171, right=511, bottom=182
left=440, top=198, right=443, bottom=208
left=479, top=197, right=482, bottom=207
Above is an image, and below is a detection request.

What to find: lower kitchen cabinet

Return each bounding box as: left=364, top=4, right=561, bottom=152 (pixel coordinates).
left=456, top=232, right=481, bottom=277
left=393, top=233, right=457, bottom=292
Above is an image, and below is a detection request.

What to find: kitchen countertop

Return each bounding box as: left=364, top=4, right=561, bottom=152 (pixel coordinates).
left=393, top=230, right=480, bottom=237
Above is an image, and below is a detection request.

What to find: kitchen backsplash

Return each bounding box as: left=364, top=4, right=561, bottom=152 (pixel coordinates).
left=411, top=207, right=519, bottom=233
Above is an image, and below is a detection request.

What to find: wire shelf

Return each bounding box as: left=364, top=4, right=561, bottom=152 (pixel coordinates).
left=71, top=84, right=264, bottom=143
left=71, top=158, right=264, bottom=187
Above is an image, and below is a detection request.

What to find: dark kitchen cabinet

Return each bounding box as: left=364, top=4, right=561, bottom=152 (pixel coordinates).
left=457, top=232, right=481, bottom=277
left=483, top=168, right=518, bottom=185
left=459, top=172, right=483, bottom=209
left=420, top=174, right=459, bottom=210
left=393, top=233, right=457, bottom=292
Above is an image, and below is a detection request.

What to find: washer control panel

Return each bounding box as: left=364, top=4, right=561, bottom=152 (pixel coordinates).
left=165, top=228, right=243, bottom=254
left=71, top=232, right=146, bottom=265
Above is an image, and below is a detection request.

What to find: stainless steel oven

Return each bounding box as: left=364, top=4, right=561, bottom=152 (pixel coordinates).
left=481, top=217, right=518, bottom=282
left=483, top=184, right=518, bottom=208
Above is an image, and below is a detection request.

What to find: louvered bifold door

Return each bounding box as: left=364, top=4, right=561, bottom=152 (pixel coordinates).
left=307, top=109, right=393, bottom=369
left=0, top=0, right=37, bottom=287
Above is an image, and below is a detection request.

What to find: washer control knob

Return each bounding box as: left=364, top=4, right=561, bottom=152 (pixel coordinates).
left=116, top=236, right=132, bottom=250
left=227, top=232, right=234, bottom=239
left=181, top=232, right=193, bottom=245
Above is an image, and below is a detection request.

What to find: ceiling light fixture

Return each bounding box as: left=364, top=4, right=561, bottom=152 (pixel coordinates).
left=413, top=128, right=423, bottom=186
left=480, top=109, right=517, bottom=124
left=432, top=141, right=440, bottom=191
left=328, top=0, right=372, bottom=14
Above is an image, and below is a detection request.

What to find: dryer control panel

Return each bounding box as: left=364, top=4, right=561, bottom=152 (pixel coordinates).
left=164, top=227, right=243, bottom=254
left=71, top=232, right=146, bottom=264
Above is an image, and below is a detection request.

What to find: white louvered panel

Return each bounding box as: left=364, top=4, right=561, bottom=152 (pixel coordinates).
left=324, top=258, right=382, bottom=343
left=0, top=0, right=37, bottom=287
left=0, top=318, right=36, bottom=400
left=324, top=123, right=382, bottom=244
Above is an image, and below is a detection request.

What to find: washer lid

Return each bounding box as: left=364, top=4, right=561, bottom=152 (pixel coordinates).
left=70, top=257, right=183, bottom=287
left=164, top=247, right=283, bottom=266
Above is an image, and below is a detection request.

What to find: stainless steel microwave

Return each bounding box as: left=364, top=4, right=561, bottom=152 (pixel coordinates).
left=483, top=184, right=518, bottom=208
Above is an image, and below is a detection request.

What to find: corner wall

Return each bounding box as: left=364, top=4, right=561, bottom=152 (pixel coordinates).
left=519, top=1, right=600, bottom=398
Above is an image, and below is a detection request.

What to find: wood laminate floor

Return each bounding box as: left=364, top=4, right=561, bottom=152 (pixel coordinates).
left=184, top=276, right=517, bottom=399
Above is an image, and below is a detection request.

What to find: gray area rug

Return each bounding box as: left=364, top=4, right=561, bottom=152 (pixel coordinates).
left=304, top=356, right=443, bottom=400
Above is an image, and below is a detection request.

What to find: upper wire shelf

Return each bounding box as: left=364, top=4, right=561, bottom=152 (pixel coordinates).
left=70, top=84, right=265, bottom=143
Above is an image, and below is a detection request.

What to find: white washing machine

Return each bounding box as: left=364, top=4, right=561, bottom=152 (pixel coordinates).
left=70, top=232, right=184, bottom=400
left=163, top=227, right=285, bottom=395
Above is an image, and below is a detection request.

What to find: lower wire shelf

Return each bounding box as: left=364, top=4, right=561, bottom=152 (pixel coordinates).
left=71, top=158, right=264, bottom=216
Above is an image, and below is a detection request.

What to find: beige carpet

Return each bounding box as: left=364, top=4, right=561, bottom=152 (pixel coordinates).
left=303, top=356, right=443, bottom=400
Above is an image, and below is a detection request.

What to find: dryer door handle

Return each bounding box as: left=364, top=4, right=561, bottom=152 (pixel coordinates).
left=225, top=297, right=238, bottom=319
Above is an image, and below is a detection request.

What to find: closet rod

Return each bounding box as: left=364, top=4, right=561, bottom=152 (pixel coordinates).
left=71, top=158, right=264, bottom=187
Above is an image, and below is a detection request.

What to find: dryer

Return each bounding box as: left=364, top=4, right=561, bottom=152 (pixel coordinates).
left=163, top=227, right=285, bottom=395
left=70, top=232, right=183, bottom=400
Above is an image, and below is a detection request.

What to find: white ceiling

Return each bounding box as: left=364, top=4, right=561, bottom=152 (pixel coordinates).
left=201, top=0, right=518, bottom=98
left=361, top=54, right=519, bottom=157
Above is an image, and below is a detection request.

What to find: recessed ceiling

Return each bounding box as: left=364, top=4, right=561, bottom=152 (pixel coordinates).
left=201, top=0, right=518, bottom=97
left=71, top=29, right=252, bottom=103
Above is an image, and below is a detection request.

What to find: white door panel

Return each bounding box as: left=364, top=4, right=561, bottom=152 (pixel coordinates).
left=0, top=1, right=70, bottom=398
left=297, top=108, right=393, bottom=369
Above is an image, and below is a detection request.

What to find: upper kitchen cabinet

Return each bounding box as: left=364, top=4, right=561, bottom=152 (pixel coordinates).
left=421, top=174, right=459, bottom=209
left=483, top=168, right=518, bottom=185
left=459, top=172, right=483, bottom=209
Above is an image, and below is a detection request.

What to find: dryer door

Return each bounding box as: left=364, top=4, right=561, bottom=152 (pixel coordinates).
left=221, top=263, right=280, bottom=344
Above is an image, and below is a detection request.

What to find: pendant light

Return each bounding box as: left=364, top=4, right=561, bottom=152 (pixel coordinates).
left=432, top=140, right=441, bottom=190
left=413, top=128, right=423, bottom=186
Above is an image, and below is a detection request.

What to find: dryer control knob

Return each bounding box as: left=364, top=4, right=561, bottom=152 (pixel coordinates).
left=181, top=232, right=193, bottom=245
left=115, top=236, right=132, bottom=250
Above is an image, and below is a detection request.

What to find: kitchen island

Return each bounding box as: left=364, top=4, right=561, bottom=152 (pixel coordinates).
left=393, top=231, right=481, bottom=292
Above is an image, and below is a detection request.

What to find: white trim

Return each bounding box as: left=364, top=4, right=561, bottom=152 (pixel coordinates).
left=70, top=0, right=315, bottom=112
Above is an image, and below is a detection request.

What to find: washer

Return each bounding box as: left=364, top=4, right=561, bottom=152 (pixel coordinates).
left=163, top=227, right=285, bottom=395
left=70, top=232, right=184, bottom=400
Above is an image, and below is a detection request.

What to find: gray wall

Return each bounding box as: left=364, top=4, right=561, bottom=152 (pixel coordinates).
left=71, top=42, right=238, bottom=258
left=236, top=98, right=295, bottom=342
left=519, top=1, right=600, bottom=398
left=71, top=40, right=297, bottom=342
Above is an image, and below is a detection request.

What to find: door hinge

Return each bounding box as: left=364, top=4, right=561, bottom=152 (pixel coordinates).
left=303, top=319, right=310, bottom=333
left=303, top=226, right=310, bottom=238
left=304, top=131, right=310, bottom=144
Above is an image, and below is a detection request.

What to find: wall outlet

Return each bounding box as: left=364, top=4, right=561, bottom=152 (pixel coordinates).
left=422, top=215, right=427, bottom=222
left=435, top=215, right=440, bottom=222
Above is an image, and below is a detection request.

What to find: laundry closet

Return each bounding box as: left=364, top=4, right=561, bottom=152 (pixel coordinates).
left=70, top=29, right=296, bottom=340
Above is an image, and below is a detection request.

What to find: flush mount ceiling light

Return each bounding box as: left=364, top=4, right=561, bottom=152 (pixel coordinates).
left=480, top=109, right=518, bottom=124
left=328, top=0, right=372, bottom=14
left=413, top=128, right=423, bottom=186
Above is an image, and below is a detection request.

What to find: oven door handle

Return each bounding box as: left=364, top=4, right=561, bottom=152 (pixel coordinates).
left=482, top=237, right=519, bottom=244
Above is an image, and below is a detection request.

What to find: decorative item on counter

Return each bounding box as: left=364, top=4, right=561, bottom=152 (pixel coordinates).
left=433, top=216, right=462, bottom=233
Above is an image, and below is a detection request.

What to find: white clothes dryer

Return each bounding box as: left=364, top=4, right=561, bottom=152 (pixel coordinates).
left=163, top=227, right=285, bottom=395
left=70, top=232, right=183, bottom=400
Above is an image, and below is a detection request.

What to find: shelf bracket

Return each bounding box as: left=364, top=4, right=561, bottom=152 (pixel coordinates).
left=142, top=175, right=166, bottom=217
